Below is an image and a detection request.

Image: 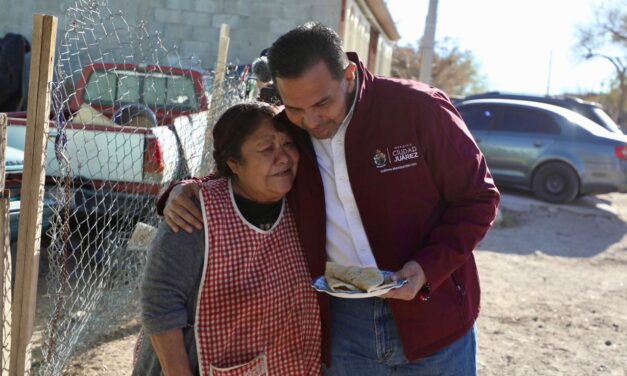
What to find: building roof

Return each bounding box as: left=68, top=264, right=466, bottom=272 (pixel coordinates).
left=365, top=0, right=401, bottom=41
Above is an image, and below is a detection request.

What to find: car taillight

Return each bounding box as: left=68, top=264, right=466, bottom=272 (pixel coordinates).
left=616, top=145, right=627, bottom=160
left=144, top=137, right=165, bottom=174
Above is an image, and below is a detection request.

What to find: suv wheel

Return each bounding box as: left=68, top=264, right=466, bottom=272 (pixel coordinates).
left=532, top=162, right=579, bottom=204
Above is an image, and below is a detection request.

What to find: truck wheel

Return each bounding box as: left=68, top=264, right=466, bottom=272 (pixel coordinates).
left=532, top=162, right=579, bottom=204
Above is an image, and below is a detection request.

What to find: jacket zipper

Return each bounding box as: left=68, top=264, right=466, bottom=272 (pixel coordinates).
left=451, top=274, right=466, bottom=296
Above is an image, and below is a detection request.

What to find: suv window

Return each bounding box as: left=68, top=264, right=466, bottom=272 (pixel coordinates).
left=463, top=92, right=622, bottom=134
left=458, top=105, right=496, bottom=130
left=496, top=106, right=561, bottom=134
left=590, top=107, right=621, bottom=133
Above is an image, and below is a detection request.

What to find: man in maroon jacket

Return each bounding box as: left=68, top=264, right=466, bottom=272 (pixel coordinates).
left=160, top=23, right=499, bottom=375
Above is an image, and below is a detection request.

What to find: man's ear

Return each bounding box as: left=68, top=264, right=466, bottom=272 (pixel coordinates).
left=344, top=62, right=357, bottom=93
left=345, top=62, right=357, bottom=82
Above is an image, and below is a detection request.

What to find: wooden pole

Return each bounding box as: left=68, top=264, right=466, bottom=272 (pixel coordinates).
left=214, top=23, right=230, bottom=87
left=10, top=14, right=57, bottom=376
left=419, top=0, right=438, bottom=84
left=200, top=24, right=230, bottom=176
left=0, top=196, right=9, bottom=376
left=0, top=113, right=6, bottom=190
left=0, top=113, right=11, bottom=375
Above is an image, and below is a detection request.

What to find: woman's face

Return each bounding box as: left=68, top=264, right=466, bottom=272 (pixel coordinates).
left=228, top=119, right=299, bottom=203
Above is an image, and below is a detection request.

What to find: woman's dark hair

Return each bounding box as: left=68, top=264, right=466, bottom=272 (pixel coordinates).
left=212, top=102, right=291, bottom=177
left=267, top=22, right=347, bottom=81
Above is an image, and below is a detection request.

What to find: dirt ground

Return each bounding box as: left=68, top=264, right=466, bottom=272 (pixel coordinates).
left=54, top=190, right=627, bottom=375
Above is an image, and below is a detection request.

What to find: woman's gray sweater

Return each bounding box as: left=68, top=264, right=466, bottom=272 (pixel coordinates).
left=132, top=219, right=205, bottom=375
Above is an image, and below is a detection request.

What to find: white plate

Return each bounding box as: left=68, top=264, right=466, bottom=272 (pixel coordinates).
left=312, top=271, right=407, bottom=299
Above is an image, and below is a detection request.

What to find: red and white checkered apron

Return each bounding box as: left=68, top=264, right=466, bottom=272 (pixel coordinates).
left=195, top=178, right=322, bottom=376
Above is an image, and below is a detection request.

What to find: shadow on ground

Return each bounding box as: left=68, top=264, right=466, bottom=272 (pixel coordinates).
left=478, top=188, right=627, bottom=258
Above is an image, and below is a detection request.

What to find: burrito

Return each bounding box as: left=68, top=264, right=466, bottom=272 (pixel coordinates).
left=324, top=262, right=385, bottom=292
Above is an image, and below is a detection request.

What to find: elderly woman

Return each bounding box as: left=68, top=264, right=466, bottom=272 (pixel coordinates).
left=133, top=102, right=321, bottom=375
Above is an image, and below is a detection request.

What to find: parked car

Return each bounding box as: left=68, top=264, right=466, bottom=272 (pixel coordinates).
left=5, top=145, right=24, bottom=242
left=458, top=92, right=623, bottom=134
left=4, top=145, right=55, bottom=243
left=455, top=98, right=627, bottom=203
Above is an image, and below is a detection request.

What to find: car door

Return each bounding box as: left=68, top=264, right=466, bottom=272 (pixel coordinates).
left=457, top=103, right=499, bottom=168
left=482, top=104, right=561, bottom=185
left=5, top=146, right=24, bottom=242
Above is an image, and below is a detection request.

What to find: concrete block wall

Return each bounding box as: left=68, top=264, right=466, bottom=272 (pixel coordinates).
left=0, top=0, right=343, bottom=71
left=158, top=0, right=343, bottom=68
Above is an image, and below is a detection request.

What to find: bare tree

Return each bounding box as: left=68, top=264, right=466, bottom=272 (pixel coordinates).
left=391, top=38, right=486, bottom=97
left=575, top=1, right=627, bottom=127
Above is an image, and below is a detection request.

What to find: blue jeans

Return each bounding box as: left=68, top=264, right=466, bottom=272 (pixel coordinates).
left=325, top=297, right=477, bottom=376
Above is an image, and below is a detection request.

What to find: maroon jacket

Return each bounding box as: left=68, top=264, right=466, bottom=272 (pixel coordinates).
left=157, top=53, right=499, bottom=364
left=284, top=53, right=500, bottom=362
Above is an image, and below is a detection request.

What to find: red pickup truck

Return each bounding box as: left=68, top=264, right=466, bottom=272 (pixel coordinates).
left=6, top=62, right=214, bottom=219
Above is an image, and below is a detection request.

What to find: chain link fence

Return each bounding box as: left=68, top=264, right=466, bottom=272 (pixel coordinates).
left=0, top=112, right=12, bottom=373
left=26, top=1, right=248, bottom=373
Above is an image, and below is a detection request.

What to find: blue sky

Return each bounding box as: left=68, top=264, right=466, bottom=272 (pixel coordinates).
left=386, top=0, right=620, bottom=95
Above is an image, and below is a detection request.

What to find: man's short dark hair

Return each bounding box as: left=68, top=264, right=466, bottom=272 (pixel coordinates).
left=251, top=56, right=272, bottom=84
left=267, top=22, right=348, bottom=81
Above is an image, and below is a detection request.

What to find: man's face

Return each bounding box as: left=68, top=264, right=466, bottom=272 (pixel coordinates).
left=275, top=60, right=357, bottom=139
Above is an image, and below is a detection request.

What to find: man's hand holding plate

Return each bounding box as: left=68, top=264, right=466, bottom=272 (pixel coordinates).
left=381, top=261, right=427, bottom=301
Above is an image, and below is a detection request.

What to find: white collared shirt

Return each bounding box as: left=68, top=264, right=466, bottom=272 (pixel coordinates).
left=311, top=75, right=378, bottom=267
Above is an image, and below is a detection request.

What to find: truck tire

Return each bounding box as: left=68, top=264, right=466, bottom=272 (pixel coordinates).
left=532, top=162, right=579, bottom=204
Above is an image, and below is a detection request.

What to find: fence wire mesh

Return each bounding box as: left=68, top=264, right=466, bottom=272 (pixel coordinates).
left=1, top=113, right=11, bottom=375
left=30, top=1, right=248, bottom=374
left=0, top=198, right=11, bottom=375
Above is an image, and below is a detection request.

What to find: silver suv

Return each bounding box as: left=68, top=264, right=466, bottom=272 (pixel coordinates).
left=459, top=92, right=623, bottom=134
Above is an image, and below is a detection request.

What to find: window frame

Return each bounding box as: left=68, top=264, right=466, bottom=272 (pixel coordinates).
left=82, top=69, right=199, bottom=111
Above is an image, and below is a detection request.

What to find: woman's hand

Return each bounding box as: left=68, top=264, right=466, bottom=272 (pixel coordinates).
left=164, top=182, right=203, bottom=233
left=150, top=329, right=194, bottom=376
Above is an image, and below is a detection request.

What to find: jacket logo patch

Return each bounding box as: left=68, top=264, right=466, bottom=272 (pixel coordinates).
left=373, top=149, right=388, bottom=168
left=392, top=144, right=419, bottom=163
left=374, top=143, right=420, bottom=173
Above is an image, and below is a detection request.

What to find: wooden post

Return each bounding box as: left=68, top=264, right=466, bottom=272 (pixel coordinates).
left=0, top=113, right=6, bottom=190
left=213, top=23, right=230, bottom=90
left=200, top=24, right=230, bottom=176
left=10, top=14, right=57, bottom=376
left=0, top=112, right=11, bottom=375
